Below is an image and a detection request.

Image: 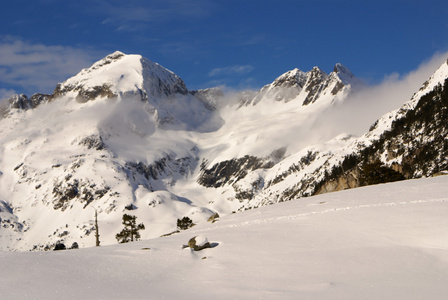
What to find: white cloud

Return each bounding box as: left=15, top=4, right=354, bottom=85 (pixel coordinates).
left=209, top=65, right=254, bottom=77
left=315, top=51, right=448, bottom=137
left=0, top=36, right=99, bottom=95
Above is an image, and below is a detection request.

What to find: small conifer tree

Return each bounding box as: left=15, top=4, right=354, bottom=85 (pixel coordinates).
left=94, top=209, right=100, bottom=247
left=177, top=216, right=194, bottom=230
left=115, top=214, right=145, bottom=243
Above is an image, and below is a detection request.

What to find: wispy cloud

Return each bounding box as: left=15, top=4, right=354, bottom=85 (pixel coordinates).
left=0, top=88, right=16, bottom=101
left=209, top=65, right=254, bottom=77
left=0, top=36, right=100, bottom=95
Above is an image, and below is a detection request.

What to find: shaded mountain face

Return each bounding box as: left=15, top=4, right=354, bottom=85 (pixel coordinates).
left=1, top=52, right=447, bottom=251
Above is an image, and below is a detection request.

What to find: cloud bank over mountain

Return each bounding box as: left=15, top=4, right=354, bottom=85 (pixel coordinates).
left=314, top=51, right=448, bottom=137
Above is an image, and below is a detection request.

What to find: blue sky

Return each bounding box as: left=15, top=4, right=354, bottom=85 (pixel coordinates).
left=1, top=0, right=448, bottom=99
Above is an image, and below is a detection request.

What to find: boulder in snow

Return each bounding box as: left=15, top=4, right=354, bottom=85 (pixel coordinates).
left=188, top=235, right=211, bottom=251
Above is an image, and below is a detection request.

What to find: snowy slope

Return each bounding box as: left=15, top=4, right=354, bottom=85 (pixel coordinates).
left=2, top=176, right=448, bottom=299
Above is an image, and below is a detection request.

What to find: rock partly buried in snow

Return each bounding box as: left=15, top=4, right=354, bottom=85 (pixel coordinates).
left=188, top=235, right=211, bottom=251
left=207, top=212, right=220, bottom=223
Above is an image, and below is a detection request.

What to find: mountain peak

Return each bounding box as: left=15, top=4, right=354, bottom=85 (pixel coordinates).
left=271, top=68, right=307, bottom=88
left=333, top=63, right=348, bottom=73
left=53, top=51, right=188, bottom=102
left=311, top=66, right=325, bottom=73
left=329, top=63, right=363, bottom=91
left=307, top=66, right=328, bottom=81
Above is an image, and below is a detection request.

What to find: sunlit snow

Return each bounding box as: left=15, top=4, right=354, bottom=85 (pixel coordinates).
left=2, top=176, right=448, bottom=299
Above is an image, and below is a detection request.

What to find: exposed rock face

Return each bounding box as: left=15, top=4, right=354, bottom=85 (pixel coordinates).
left=7, top=93, right=51, bottom=111
left=126, top=153, right=198, bottom=185
left=52, top=176, right=111, bottom=211
left=78, top=134, right=106, bottom=150
left=198, top=155, right=274, bottom=188
left=8, top=94, right=30, bottom=109
left=314, top=169, right=360, bottom=194
left=30, top=93, right=52, bottom=107
left=54, top=83, right=116, bottom=103
left=302, top=67, right=328, bottom=105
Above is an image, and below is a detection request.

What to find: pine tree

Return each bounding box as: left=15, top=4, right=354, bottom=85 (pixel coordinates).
left=177, top=216, right=194, bottom=230
left=94, top=208, right=100, bottom=247
left=115, top=214, right=145, bottom=243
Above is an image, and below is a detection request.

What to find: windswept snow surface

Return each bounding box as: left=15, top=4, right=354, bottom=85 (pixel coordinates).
left=2, top=176, right=448, bottom=299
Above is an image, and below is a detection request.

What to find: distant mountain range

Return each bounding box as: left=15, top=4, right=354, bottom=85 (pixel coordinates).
left=1, top=51, right=447, bottom=251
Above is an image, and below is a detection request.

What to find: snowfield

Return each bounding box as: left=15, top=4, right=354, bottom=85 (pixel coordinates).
left=2, top=176, right=448, bottom=299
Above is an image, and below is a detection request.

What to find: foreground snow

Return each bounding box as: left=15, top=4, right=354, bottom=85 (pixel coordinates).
left=2, top=176, right=448, bottom=299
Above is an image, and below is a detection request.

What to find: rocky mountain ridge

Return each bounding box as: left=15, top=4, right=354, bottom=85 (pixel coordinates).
left=240, top=62, right=362, bottom=107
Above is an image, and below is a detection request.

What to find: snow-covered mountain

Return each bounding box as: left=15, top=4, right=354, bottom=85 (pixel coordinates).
left=1, top=52, right=447, bottom=251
